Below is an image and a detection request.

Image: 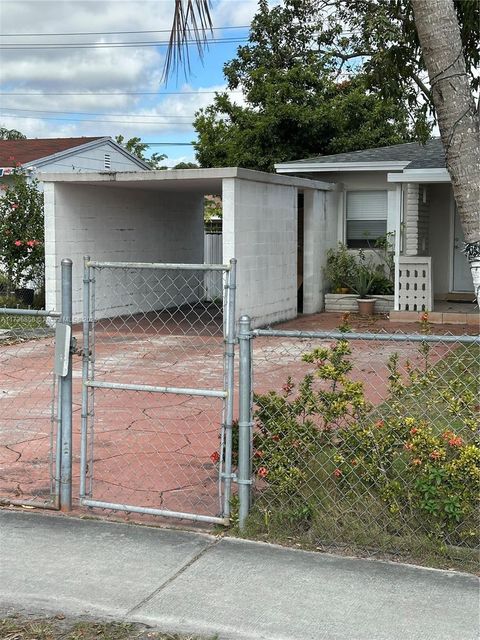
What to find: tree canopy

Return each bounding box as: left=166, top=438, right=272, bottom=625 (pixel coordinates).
left=0, top=126, right=26, bottom=140
left=193, top=0, right=416, bottom=171
left=115, top=135, right=168, bottom=169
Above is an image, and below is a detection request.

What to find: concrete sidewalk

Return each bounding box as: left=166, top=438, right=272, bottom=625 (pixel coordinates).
left=1, top=510, right=478, bottom=640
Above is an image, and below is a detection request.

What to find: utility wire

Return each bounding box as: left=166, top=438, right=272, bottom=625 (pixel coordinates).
left=0, top=36, right=248, bottom=50
left=0, top=112, right=197, bottom=125
left=0, top=26, right=250, bottom=37
left=0, top=107, right=197, bottom=118
left=0, top=90, right=239, bottom=96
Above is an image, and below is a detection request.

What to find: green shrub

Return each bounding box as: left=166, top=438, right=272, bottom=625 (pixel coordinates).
left=250, top=339, right=480, bottom=556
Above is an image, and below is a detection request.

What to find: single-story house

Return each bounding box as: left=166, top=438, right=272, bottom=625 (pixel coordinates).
left=276, top=138, right=476, bottom=318
left=41, top=168, right=335, bottom=328
left=0, top=137, right=150, bottom=184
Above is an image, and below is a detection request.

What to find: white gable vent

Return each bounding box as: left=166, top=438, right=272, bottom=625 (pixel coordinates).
left=104, top=153, right=111, bottom=170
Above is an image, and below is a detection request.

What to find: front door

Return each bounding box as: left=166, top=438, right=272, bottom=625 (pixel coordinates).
left=453, top=207, right=474, bottom=292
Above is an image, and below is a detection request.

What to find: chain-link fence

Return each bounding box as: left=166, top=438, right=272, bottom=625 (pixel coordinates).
left=0, top=308, right=61, bottom=508
left=237, top=323, right=479, bottom=571
left=80, top=259, right=236, bottom=525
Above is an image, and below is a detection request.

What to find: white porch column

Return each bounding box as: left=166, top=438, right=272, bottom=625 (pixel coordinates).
left=303, top=188, right=338, bottom=314
left=393, top=184, right=402, bottom=311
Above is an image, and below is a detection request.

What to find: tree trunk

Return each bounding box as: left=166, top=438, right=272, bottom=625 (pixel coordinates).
left=411, top=0, right=480, bottom=304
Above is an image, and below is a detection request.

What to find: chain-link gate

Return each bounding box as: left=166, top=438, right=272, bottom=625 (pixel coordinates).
left=0, top=259, right=74, bottom=511
left=80, top=258, right=236, bottom=525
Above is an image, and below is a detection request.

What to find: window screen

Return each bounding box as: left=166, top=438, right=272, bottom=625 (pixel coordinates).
left=346, top=190, right=387, bottom=248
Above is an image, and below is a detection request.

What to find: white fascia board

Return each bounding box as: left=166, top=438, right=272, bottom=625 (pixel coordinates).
left=275, top=161, right=409, bottom=173
left=387, top=169, right=451, bottom=183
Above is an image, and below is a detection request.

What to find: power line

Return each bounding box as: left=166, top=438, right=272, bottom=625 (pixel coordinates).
left=0, top=26, right=250, bottom=37
left=0, top=112, right=197, bottom=125
left=0, top=36, right=248, bottom=50
left=0, top=107, right=197, bottom=119
left=0, top=90, right=239, bottom=96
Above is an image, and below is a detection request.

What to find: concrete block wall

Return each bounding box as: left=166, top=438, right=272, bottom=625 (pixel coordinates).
left=222, top=177, right=298, bottom=328
left=405, top=183, right=430, bottom=256
left=324, top=294, right=394, bottom=313
left=303, top=188, right=339, bottom=314
left=44, top=183, right=204, bottom=319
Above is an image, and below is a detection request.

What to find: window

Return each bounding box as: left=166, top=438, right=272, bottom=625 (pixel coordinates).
left=104, top=153, right=111, bottom=170
left=346, top=190, right=387, bottom=248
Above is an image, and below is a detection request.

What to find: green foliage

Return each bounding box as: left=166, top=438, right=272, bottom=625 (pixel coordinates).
left=0, top=126, right=26, bottom=140
left=115, top=135, right=168, bottom=170
left=0, top=171, right=44, bottom=290
left=324, top=243, right=357, bottom=292
left=325, top=241, right=394, bottom=296
left=193, top=0, right=414, bottom=171
left=249, top=339, right=480, bottom=562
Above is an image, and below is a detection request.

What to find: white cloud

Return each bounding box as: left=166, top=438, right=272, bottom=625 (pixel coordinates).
left=0, top=0, right=251, bottom=143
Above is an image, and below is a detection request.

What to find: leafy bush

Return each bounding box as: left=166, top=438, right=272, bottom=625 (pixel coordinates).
left=249, top=339, right=479, bottom=556
left=324, top=243, right=357, bottom=292
left=0, top=170, right=44, bottom=291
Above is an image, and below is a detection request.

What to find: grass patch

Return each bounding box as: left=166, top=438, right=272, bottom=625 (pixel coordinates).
left=0, top=314, right=46, bottom=331
left=237, top=342, right=480, bottom=574
left=0, top=615, right=217, bottom=640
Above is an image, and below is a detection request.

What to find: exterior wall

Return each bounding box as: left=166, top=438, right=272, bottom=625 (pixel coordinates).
left=44, top=183, right=204, bottom=319
left=429, top=183, right=453, bottom=295
left=303, top=188, right=339, bottom=313
left=324, top=293, right=394, bottom=313
left=222, top=177, right=298, bottom=328
left=405, top=184, right=430, bottom=256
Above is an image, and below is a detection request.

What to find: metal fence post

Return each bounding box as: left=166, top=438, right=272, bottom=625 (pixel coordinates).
left=59, top=258, right=73, bottom=511
left=80, top=255, right=90, bottom=499
left=238, top=314, right=253, bottom=529
left=222, top=258, right=237, bottom=518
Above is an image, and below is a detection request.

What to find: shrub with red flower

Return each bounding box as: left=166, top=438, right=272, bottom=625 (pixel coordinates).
left=210, top=451, right=220, bottom=464
left=0, top=170, right=44, bottom=290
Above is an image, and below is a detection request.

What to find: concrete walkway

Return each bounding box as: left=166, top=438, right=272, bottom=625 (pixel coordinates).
left=1, top=510, right=478, bottom=640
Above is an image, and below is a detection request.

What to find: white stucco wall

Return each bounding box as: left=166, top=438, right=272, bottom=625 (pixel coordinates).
left=44, top=183, right=204, bottom=319
left=222, top=177, right=298, bottom=328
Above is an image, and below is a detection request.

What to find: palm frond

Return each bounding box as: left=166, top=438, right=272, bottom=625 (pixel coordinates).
left=164, top=0, right=213, bottom=81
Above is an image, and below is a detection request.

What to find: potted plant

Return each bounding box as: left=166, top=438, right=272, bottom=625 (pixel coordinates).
left=344, top=252, right=377, bottom=315
left=324, top=243, right=357, bottom=293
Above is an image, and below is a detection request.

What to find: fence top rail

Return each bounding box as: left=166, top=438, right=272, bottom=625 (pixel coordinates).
left=252, top=328, right=480, bottom=345
left=0, top=307, right=61, bottom=318
left=86, top=260, right=231, bottom=272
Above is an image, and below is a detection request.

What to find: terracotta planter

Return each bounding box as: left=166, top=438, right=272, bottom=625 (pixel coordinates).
left=356, top=298, right=376, bottom=316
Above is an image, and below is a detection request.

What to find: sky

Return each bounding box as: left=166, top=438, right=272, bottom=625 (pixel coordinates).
left=0, top=0, right=275, bottom=166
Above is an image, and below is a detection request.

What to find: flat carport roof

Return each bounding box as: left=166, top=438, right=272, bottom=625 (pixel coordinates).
left=40, top=166, right=335, bottom=193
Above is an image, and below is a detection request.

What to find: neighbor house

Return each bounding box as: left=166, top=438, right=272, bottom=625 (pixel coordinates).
left=0, top=137, right=150, bottom=185
left=276, top=138, right=476, bottom=319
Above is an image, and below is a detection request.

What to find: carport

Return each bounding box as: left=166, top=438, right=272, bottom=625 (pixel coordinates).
left=42, top=167, right=336, bottom=327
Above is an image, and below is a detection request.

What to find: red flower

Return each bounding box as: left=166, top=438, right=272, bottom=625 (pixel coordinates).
left=442, top=430, right=454, bottom=441
left=11, top=203, right=18, bottom=210
left=448, top=436, right=463, bottom=448
left=271, top=435, right=280, bottom=442
left=375, top=420, right=384, bottom=429
left=258, top=467, right=268, bottom=478
left=429, top=450, right=441, bottom=460
left=14, top=240, right=22, bottom=246
left=333, top=468, right=342, bottom=478
left=404, top=442, right=413, bottom=451
left=210, top=451, right=220, bottom=464
left=254, top=450, right=263, bottom=458
left=412, top=458, right=422, bottom=466
left=410, top=428, right=419, bottom=435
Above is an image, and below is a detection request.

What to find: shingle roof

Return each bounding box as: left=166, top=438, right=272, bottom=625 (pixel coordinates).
left=0, top=137, right=106, bottom=166
left=285, top=138, right=445, bottom=169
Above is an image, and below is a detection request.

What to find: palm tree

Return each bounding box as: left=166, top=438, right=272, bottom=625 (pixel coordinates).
left=166, top=0, right=479, bottom=303
left=164, top=0, right=213, bottom=80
